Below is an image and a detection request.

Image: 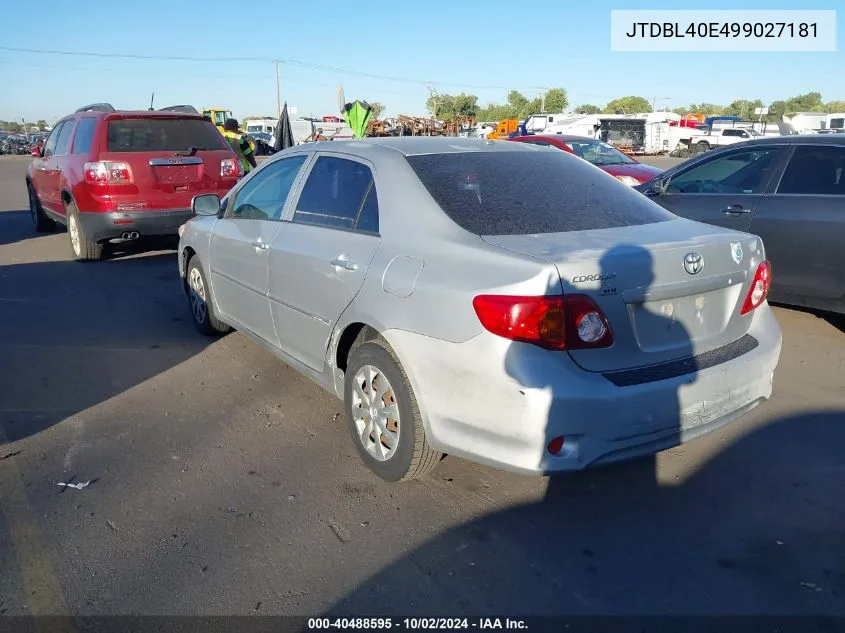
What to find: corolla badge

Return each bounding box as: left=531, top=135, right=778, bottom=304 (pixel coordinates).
left=730, top=242, right=743, bottom=265
left=683, top=252, right=704, bottom=275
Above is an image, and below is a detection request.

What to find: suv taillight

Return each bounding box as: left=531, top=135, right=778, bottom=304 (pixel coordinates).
left=472, top=294, right=614, bottom=350
left=221, top=158, right=242, bottom=178
left=84, top=161, right=131, bottom=184
left=740, top=260, right=772, bottom=315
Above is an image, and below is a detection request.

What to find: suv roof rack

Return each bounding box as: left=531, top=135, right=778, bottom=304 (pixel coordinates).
left=76, top=103, right=117, bottom=113
left=158, top=105, right=199, bottom=114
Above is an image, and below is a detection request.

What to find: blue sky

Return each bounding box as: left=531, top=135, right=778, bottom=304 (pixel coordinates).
left=1, top=0, right=842, bottom=123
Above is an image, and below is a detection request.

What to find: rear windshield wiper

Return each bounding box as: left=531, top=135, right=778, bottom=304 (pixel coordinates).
left=174, top=146, right=213, bottom=156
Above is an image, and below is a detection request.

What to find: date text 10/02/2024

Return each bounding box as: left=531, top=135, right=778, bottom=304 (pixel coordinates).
left=307, top=618, right=529, bottom=630
left=625, top=22, right=818, bottom=39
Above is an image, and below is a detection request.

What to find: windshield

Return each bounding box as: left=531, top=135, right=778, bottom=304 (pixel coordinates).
left=106, top=118, right=229, bottom=152
left=564, top=140, right=636, bottom=165
left=406, top=150, right=674, bottom=236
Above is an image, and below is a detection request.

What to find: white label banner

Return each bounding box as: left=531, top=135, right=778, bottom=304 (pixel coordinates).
left=610, top=10, right=836, bottom=52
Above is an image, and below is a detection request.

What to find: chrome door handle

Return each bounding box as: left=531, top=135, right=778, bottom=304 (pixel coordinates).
left=722, top=205, right=751, bottom=216
left=331, top=258, right=358, bottom=271
left=252, top=240, right=270, bottom=250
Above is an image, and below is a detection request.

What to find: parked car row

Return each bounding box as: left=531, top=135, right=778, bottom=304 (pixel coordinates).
left=1, top=133, right=38, bottom=155
left=28, top=117, right=839, bottom=482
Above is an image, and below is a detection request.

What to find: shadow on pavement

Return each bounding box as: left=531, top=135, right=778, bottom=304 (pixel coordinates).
left=0, top=253, right=212, bottom=443
left=325, top=410, right=845, bottom=616
left=0, top=211, right=33, bottom=247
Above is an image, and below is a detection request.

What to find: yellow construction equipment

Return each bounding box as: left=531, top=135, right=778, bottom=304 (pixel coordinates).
left=202, top=107, right=233, bottom=134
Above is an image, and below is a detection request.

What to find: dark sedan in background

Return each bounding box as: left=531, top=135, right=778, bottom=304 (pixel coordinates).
left=509, top=134, right=664, bottom=186
left=636, top=135, right=845, bottom=315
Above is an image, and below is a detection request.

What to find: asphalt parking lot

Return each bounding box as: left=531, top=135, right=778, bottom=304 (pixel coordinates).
left=1, top=153, right=844, bottom=618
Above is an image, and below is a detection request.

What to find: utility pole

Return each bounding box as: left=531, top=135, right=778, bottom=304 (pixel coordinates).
left=275, top=60, right=281, bottom=119
left=540, top=89, right=546, bottom=114
left=426, top=84, right=439, bottom=131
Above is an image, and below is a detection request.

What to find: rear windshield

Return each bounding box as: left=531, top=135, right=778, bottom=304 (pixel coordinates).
left=106, top=117, right=228, bottom=152
left=406, top=151, right=674, bottom=235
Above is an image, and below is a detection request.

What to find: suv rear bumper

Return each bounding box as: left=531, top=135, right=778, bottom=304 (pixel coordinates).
left=79, top=210, right=193, bottom=242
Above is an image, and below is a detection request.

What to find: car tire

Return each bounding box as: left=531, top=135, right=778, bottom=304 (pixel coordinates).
left=186, top=256, right=232, bottom=336
left=695, top=141, right=710, bottom=154
left=28, top=183, right=56, bottom=232
left=66, top=201, right=103, bottom=261
left=344, top=338, right=441, bottom=482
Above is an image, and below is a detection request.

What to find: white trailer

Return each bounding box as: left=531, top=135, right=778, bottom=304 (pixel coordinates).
left=245, top=118, right=278, bottom=135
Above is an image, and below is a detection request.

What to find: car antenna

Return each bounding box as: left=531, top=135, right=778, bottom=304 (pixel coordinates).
left=149, top=92, right=155, bottom=111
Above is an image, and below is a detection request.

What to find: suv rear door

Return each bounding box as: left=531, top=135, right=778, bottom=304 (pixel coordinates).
left=42, top=120, right=76, bottom=215
left=98, top=115, right=237, bottom=212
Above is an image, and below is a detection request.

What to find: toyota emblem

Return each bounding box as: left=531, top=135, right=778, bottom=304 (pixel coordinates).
left=683, top=252, right=704, bottom=275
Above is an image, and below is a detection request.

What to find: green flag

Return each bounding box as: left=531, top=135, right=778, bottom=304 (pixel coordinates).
left=343, top=100, right=374, bottom=138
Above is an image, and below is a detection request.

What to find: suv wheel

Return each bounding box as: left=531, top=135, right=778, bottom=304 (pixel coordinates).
left=186, top=257, right=231, bottom=336
left=344, top=338, right=441, bottom=482
left=28, top=184, right=56, bottom=232
left=66, top=201, right=103, bottom=261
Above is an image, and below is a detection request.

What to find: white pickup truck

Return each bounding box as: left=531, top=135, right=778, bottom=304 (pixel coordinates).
left=690, top=127, right=762, bottom=153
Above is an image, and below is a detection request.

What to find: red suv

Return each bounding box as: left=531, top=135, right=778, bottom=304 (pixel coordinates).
left=26, top=103, right=241, bottom=261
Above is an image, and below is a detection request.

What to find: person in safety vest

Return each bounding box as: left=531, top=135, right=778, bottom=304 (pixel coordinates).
left=222, top=118, right=257, bottom=175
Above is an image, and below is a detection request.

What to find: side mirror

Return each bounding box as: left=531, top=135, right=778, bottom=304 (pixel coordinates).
left=31, top=144, right=42, bottom=158
left=645, top=176, right=670, bottom=196
left=192, top=194, right=221, bottom=217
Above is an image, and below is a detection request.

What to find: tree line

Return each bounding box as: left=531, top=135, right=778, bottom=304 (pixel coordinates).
left=1, top=120, right=48, bottom=133
left=417, top=90, right=845, bottom=123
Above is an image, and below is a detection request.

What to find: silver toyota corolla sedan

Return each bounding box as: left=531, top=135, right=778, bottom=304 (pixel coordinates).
left=177, top=137, right=782, bottom=482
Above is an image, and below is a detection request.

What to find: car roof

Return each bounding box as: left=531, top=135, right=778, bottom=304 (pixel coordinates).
left=739, top=134, right=845, bottom=146
left=514, top=134, right=597, bottom=142
left=298, top=136, right=538, bottom=159
left=62, top=110, right=206, bottom=122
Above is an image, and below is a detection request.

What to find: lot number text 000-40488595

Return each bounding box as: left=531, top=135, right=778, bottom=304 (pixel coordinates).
left=610, top=9, right=836, bottom=52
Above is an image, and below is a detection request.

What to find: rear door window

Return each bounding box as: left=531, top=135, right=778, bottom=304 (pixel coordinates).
left=406, top=151, right=674, bottom=236
left=42, top=123, right=64, bottom=158
left=72, top=118, right=97, bottom=154
left=776, top=145, right=845, bottom=196
left=53, top=121, right=75, bottom=156
left=106, top=118, right=228, bottom=152
left=292, top=156, right=375, bottom=231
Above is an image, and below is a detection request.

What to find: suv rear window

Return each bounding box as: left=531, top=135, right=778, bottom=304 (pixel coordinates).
left=106, top=117, right=228, bottom=152
left=405, top=151, right=674, bottom=235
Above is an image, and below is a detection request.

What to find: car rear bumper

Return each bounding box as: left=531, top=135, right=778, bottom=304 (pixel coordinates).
left=78, top=210, right=193, bottom=242
left=383, top=304, right=782, bottom=476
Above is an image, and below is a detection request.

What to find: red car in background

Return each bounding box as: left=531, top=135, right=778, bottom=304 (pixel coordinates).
left=508, top=134, right=664, bottom=186
left=26, top=103, right=241, bottom=261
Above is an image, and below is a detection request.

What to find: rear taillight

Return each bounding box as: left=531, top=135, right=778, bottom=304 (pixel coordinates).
left=84, top=161, right=131, bottom=185
left=220, top=158, right=242, bottom=178
left=740, top=260, right=772, bottom=315
left=472, top=294, right=614, bottom=350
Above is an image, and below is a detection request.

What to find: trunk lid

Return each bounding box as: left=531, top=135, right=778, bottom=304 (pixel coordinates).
left=482, top=218, right=764, bottom=373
